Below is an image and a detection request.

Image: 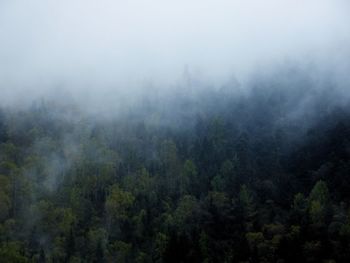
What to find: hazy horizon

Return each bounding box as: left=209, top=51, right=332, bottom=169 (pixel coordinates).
left=1, top=0, right=349, bottom=108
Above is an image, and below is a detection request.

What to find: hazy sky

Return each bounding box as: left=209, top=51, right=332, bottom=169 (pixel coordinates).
left=0, top=0, right=349, bottom=105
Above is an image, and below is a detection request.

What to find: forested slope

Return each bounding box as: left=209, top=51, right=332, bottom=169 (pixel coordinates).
left=0, top=75, right=350, bottom=262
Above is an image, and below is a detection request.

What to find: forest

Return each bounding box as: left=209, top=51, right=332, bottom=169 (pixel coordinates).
left=0, top=68, right=350, bottom=263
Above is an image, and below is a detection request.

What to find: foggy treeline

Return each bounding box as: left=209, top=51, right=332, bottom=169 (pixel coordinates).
left=1, top=0, right=350, bottom=262
left=1, top=64, right=350, bottom=262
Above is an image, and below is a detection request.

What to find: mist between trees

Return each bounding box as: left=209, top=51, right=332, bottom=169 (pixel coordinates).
left=0, top=63, right=350, bottom=262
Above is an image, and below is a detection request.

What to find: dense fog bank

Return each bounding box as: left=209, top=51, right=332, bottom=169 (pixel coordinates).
left=1, top=0, right=350, bottom=107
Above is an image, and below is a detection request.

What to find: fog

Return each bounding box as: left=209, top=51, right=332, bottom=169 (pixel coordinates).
left=0, top=0, right=349, bottom=108
left=2, top=2, right=350, bottom=261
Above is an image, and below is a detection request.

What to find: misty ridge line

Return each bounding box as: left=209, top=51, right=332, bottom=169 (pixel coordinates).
left=1, top=62, right=348, bottom=149
left=1, top=60, right=349, bottom=197
left=1, top=59, right=349, bottom=116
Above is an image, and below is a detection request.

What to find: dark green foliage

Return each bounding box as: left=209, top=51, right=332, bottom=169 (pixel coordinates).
left=0, top=82, right=350, bottom=262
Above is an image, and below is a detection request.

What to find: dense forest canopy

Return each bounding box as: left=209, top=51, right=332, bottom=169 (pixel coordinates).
left=1, top=0, right=350, bottom=262
left=0, top=66, right=350, bottom=262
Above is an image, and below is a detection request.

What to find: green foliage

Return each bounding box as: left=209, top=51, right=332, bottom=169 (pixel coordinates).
left=174, top=195, right=199, bottom=235
left=0, top=242, right=29, bottom=263
left=107, top=240, right=132, bottom=262
left=0, top=189, right=11, bottom=221
left=308, top=180, right=331, bottom=226
left=293, top=193, right=307, bottom=212
left=239, top=185, right=256, bottom=230
left=0, top=94, right=350, bottom=262
left=154, top=232, right=168, bottom=263
left=309, top=180, right=330, bottom=205
left=105, top=184, right=135, bottom=222
left=246, top=232, right=264, bottom=250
